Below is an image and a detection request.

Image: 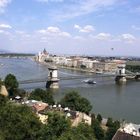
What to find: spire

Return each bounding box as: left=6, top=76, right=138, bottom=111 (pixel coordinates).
left=43, top=48, right=47, bottom=55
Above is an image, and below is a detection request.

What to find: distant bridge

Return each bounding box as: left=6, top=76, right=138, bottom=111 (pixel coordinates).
left=19, top=74, right=116, bottom=85
left=125, top=70, right=140, bottom=79
left=18, top=69, right=140, bottom=85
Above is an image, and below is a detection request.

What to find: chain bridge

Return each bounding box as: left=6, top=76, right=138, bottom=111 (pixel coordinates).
left=18, top=73, right=116, bottom=85
left=18, top=69, right=140, bottom=87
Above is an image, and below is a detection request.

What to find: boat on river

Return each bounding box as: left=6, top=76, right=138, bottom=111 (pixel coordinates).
left=82, top=79, right=96, bottom=84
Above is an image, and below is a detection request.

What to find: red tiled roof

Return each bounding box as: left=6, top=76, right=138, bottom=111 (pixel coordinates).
left=33, top=102, right=48, bottom=112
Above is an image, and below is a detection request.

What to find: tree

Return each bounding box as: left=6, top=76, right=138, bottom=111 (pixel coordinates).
left=0, top=103, right=42, bottom=140
left=106, top=117, right=113, bottom=127
left=40, top=112, right=71, bottom=140
left=29, top=88, right=54, bottom=105
left=0, top=94, right=8, bottom=106
left=78, top=97, right=92, bottom=114
left=80, top=64, right=86, bottom=69
left=96, top=114, right=102, bottom=124
left=105, top=119, right=120, bottom=140
left=60, top=91, right=92, bottom=114
left=113, top=120, right=120, bottom=129
left=105, top=127, right=117, bottom=140
left=75, top=123, right=95, bottom=140
left=60, top=91, right=80, bottom=110
left=91, top=113, right=96, bottom=125
left=92, top=120, right=105, bottom=140
left=4, top=74, right=19, bottom=97
left=58, top=123, right=95, bottom=140
left=14, top=88, right=26, bottom=98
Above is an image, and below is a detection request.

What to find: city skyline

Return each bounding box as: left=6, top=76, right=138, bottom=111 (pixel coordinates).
left=0, top=0, right=140, bottom=56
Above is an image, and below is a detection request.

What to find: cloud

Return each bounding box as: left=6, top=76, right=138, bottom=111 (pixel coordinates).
left=0, top=23, right=12, bottom=29
left=37, top=26, right=71, bottom=37
left=0, top=0, right=11, bottom=13
left=131, top=25, right=140, bottom=31
left=15, top=30, right=25, bottom=34
left=0, top=30, right=4, bottom=33
left=51, top=0, right=119, bottom=21
left=74, top=24, right=95, bottom=33
left=36, top=0, right=63, bottom=3
left=120, top=33, right=136, bottom=43
left=0, top=29, right=10, bottom=35
left=95, top=33, right=111, bottom=40
left=0, top=25, right=139, bottom=56
left=47, top=26, right=60, bottom=33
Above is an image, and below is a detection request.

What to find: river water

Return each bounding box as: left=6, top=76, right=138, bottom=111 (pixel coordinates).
left=0, top=58, right=140, bottom=123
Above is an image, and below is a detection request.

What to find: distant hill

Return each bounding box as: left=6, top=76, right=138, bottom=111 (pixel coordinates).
left=0, top=49, right=11, bottom=54
left=0, top=49, right=35, bottom=57
left=0, top=53, right=35, bottom=57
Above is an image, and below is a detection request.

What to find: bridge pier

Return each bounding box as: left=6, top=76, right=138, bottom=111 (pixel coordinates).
left=135, top=74, right=140, bottom=80
left=46, top=66, right=59, bottom=89
left=115, top=64, right=127, bottom=84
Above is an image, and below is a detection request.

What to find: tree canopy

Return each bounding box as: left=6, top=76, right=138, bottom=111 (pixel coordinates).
left=28, top=88, right=54, bottom=105
left=0, top=103, right=42, bottom=140
left=105, top=118, right=120, bottom=140
left=0, top=94, right=8, bottom=106
left=4, top=74, right=19, bottom=97
left=96, top=114, right=102, bottom=123
left=39, top=112, right=71, bottom=140
left=92, top=119, right=105, bottom=140
left=60, top=91, right=92, bottom=114
left=58, top=123, right=95, bottom=140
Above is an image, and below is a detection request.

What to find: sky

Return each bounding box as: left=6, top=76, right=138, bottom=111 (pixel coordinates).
left=0, top=0, right=140, bottom=56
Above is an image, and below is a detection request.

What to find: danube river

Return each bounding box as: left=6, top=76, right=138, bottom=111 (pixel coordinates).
left=0, top=58, right=140, bottom=123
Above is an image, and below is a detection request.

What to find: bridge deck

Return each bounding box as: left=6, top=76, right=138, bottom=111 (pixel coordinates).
left=18, top=72, right=140, bottom=85
left=19, top=74, right=115, bottom=84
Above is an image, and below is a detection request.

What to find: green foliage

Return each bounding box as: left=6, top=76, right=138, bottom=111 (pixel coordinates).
left=40, top=112, right=71, bottom=140
left=105, top=119, right=120, bottom=140
left=58, top=123, right=95, bottom=140
left=106, top=117, right=113, bottom=127
left=80, top=64, right=86, bottom=69
left=0, top=103, right=42, bottom=140
left=60, top=91, right=92, bottom=114
left=91, top=113, right=96, bottom=125
left=0, top=85, right=120, bottom=140
left=113, top=120, right=120, bottom=129
left=14, top=88, right=27, bottom=98
left=78, top=97, right=92, bottom=114
left=96, top=114, right=102, bottom=123
left=4, top=74, right=19, bottom=96
left=92, top=120, right=105, bottom=140
left=75, top=123, right=95, bottom=140
left=0, top=94, right=8, bottom=106
left=29, top=88, right=54, bottom=105
left=105, top=127, right=117, bottom=140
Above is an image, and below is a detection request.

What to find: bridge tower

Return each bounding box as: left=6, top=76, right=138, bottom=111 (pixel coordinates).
left=115, top=64, right=127, bottom=84
left=46, top=66, right=59, bottom=89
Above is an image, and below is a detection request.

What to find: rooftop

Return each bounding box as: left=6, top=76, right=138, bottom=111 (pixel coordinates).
left=113, top=123, right=140, bottom=140
left=120, top=123, right=140, bottom=137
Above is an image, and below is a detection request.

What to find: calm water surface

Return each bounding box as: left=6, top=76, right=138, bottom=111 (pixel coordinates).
left=0, top=58, right=140, bottom=123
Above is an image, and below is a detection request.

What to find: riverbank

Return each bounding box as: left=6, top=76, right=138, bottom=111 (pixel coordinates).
left=37, top=61, right=117, bottom=76
left=37, top=60, right=97, bottom=74
left=57, top=65, right=95, bottom=73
